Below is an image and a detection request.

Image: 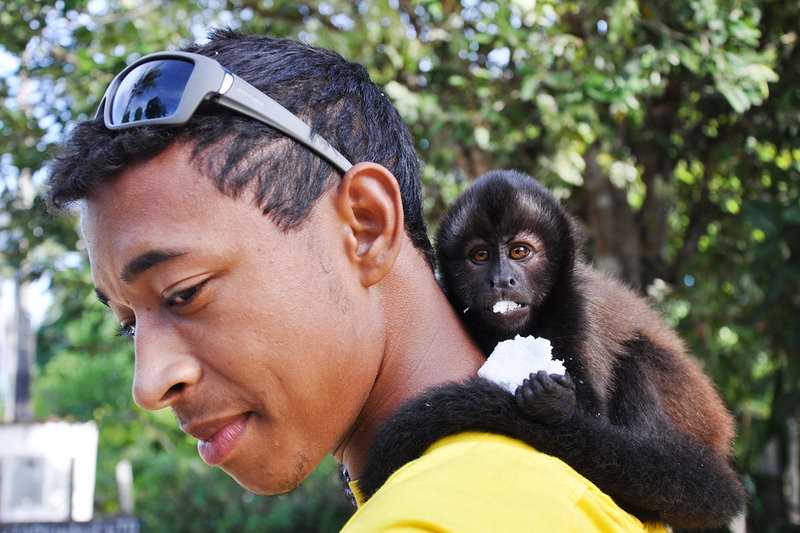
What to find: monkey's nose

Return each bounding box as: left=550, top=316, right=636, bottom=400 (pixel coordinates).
left=491, top=276, right=517, bottom=289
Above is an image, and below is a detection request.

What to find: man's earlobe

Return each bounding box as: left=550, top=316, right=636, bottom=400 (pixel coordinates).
left=335, top=162, right=404, bottom=287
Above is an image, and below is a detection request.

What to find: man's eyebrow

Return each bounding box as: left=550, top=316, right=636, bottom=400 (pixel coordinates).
left=120, top=249, right=187, bottom=283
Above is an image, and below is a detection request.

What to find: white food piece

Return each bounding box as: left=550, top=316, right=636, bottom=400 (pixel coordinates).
left=478, top=335, right=565, bottom=394
left=492, top=300, right=522, bottom=314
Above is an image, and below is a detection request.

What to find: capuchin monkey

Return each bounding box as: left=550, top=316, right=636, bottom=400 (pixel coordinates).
left=357, top=170, right=746, bottom=530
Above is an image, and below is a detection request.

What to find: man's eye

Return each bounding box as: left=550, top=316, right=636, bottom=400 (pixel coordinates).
left=116, top=321, right=136, bottom=338
left=165, top=282, right=204, bottom=307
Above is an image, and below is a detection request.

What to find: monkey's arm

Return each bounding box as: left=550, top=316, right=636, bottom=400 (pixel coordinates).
left=358, top=378, right=745, bottom=530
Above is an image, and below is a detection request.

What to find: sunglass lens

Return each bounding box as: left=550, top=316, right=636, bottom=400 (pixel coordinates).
left=110, top=59, right=194, bottom=125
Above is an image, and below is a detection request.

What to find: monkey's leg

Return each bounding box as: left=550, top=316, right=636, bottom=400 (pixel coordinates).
left=515, top=370, right=576, bottom=424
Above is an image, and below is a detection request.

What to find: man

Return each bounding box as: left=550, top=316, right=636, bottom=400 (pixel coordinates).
left=48, top=31, right=666, bottom=531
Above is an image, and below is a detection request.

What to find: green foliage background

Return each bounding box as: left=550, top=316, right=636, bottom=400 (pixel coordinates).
left=1, top=1, right=798, bottom=531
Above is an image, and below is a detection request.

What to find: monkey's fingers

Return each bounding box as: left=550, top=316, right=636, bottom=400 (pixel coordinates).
left=533, top=370, right=564, bottom=393
left=517, top=374, right=545, bottom=404
left=551, top=372, right=576, bottom=391
left=515, top=374, right=576, bottom=424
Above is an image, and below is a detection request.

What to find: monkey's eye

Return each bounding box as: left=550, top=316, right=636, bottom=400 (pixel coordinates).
left=509, top=245, right=531, bottom=260
left=471, top=248, right=490, bottom=263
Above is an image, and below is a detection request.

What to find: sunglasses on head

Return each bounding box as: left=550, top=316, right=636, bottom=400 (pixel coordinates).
left=95, top=51, right=353, bottom=174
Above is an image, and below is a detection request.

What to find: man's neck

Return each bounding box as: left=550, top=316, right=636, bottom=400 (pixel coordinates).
left=335, top=248, right=485, bottom=478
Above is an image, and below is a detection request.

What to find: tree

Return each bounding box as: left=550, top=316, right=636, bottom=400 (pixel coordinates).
left=2, top=1, right=798, bottom=530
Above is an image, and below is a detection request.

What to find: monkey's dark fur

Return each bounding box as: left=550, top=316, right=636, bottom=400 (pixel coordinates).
left=358, top=170, right=745, bottom=530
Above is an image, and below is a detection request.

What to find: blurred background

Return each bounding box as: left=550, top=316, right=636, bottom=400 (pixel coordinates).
left=0, top=0, right=797, bottom=531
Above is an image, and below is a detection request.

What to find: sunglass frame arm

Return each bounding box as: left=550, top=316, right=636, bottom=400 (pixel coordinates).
left=218, top=74, right=353, bottom=174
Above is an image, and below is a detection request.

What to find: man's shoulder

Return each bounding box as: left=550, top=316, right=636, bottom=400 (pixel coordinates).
left=343, top=432, right=668, bottom=532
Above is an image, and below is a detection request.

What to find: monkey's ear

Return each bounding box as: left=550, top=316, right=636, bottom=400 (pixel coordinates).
left=334, top=162, right=405, bottom=287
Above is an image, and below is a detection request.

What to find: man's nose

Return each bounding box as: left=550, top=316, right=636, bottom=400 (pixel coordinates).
left=131, top=319, right=202, bottom=411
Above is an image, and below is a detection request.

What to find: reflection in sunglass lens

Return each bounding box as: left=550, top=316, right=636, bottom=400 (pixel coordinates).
left=110, top=59, right=194, bottom=125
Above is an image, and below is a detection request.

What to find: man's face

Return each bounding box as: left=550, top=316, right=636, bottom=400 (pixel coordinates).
left=81, top=145, right=381, bottom=494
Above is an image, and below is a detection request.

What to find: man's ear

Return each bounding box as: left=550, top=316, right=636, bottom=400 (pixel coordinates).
left=334, top=162, right=404, bottom=287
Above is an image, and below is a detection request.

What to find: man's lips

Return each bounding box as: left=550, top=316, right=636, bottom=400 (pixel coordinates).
left=187, top=413, right=251, bottom=466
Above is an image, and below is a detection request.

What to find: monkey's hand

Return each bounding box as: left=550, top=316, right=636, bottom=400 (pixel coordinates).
left=515, top=370, right=576, bottom=424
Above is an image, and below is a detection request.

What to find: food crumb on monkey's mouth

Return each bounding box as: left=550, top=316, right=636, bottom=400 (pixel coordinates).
left=492, top=301, right=524, bottom=314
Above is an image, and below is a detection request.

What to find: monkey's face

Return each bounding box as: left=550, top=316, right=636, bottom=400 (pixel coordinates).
left=442, top=231, right=554, bottom=336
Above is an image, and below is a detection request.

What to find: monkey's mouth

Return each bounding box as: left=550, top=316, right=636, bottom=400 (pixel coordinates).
left=491, top=300, right=526, bottom=314
left=481, top=299, right=530, bottom=332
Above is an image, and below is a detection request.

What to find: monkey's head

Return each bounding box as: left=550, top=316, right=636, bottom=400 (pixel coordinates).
left=435, top=170, right=577, bottom=348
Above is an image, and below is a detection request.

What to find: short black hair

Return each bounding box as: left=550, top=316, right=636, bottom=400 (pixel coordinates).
left=47, top=29, right=433, bottom=266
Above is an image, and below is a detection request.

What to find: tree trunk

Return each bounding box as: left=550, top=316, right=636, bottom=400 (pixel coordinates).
left=582, top=146, right=643, bottom=289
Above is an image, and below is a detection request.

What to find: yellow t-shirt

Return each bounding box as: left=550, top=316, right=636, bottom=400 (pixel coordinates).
left=342, top=432, right=668, bottom=532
